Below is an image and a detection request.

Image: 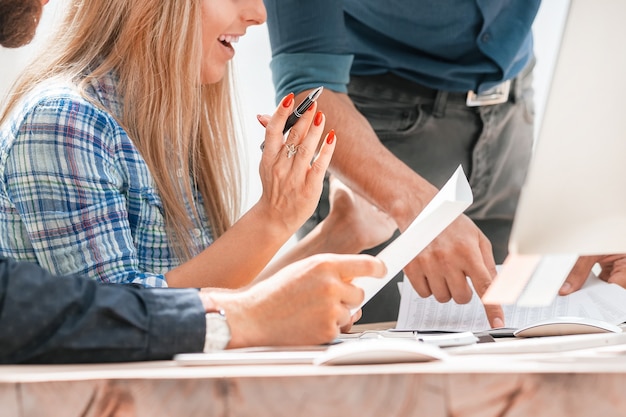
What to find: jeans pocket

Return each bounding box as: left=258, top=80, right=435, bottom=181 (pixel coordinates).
left=352, top=95, right=428, bottom=140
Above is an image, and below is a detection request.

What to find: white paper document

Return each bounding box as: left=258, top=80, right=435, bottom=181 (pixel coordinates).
left=396, top=273, right=626, bottom=332
left=352, top=166, right=472, bottom=313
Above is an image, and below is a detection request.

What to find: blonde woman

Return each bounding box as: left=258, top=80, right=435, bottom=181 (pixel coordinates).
left=0, top=0, right=392, bottom=358
left=0, top=0, right=394, bottom=291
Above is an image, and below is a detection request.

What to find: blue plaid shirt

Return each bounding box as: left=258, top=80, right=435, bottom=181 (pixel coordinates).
left=0, top=72, right=214, bottom=287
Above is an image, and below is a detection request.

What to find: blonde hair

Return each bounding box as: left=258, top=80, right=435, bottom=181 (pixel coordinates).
left=1, top=0, right=242, bottom=260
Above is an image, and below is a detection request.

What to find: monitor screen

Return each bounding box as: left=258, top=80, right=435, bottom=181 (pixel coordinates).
left=509, top=0, right=626, bottom=255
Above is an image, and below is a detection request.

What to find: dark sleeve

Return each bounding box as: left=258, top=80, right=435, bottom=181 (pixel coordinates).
left=0, top=257, right=206, bottom=364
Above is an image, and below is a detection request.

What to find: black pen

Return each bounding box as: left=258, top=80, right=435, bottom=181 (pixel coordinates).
left=282, top=86, right=324, bottom=134
left=260, top=86, right=324, bottom=151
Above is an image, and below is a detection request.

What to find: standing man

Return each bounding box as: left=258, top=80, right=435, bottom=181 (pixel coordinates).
left=264, top=0, right=541, bottom=323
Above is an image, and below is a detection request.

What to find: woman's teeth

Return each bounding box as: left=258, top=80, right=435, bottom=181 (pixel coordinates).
left=218, top=35, right=240, bottom=46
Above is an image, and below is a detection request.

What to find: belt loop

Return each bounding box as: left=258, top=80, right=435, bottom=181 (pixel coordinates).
left=512, top=75, right=522, bottom=104
left=512, top=57, right=533, bottom=103
left=433, top=91, right=447, bottom=118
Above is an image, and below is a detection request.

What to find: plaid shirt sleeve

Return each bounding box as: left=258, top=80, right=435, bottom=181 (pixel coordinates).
left=3, top=93, right=168, bottom=287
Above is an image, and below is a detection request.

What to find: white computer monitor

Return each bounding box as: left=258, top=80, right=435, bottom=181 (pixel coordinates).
left=484, top=0, right=626, bottom=306
left=509, top=0, right=626, bottom=255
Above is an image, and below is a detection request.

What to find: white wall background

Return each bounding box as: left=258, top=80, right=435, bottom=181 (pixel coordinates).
left=1, top=0, right=570, bottom=228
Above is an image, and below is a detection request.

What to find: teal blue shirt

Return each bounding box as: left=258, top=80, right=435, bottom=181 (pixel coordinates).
left=265, top=0, right=541, bottom=100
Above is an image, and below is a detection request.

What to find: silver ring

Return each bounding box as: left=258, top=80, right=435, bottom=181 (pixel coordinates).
left=285, top=143, right=299, bottom=158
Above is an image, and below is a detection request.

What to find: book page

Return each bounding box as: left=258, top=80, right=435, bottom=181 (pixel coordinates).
left=396, top=273, right=626, bottom=332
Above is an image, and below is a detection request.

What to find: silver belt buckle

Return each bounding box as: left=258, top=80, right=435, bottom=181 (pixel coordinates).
left=466, top=80, right=511, bottom=107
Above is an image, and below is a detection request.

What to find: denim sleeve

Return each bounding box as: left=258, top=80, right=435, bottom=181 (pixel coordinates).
left=0, top=258, right=205, bottom=364
left=264, top=0, right=353, bottom=101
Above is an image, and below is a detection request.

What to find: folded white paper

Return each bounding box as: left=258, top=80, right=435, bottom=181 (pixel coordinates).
left=352, top=165, right=472, bottom=313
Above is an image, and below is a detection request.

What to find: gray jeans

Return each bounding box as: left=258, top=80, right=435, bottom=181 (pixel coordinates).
left=299, top=61, right=536, bottom=323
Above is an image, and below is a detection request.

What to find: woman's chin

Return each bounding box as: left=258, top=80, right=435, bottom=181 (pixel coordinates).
left=200, top=68, right=227, bottom=85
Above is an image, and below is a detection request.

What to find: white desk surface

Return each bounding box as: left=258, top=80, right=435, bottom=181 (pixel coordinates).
left=3, top=323, right=626, bottom=416
left=2, top=346, right=626, bottom=417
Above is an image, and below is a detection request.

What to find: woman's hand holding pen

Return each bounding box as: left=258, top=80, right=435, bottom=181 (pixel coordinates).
left=167, top=94, right=334, bottom=289
left=255, top=92, right=336, bottom=237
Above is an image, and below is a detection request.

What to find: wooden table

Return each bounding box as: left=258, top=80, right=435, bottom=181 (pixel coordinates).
left=2, top=351, right=626, bottom=417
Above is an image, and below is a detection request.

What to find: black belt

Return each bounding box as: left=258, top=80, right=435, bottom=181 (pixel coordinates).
left=349, top=72, right=520, bottom=107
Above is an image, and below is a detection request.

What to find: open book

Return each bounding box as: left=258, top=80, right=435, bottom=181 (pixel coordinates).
left=396, top=272, right=626, bottom=332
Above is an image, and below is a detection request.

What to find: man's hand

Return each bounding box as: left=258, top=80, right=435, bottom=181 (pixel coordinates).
left=403, top=214, right=504, bottom=328
left=560, top=254, right=626, bottom=295
left=209, top=254, right=386, bottom=349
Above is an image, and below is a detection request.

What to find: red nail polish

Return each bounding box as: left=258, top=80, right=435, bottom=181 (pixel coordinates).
left=314, top=111, right=323, bottom=126
left=326, top=129, right=335, bottom=145
left=256, top=114, right=268, bottom=127
left=282, top=93, right=294, bottom=108
left=308, top=105, right=315, bottom=112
